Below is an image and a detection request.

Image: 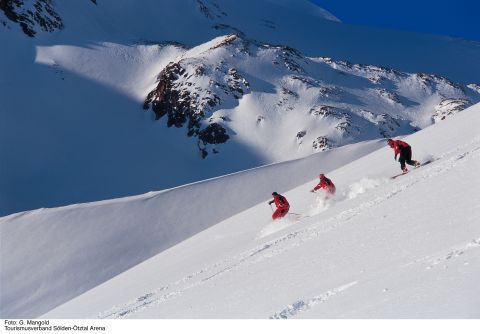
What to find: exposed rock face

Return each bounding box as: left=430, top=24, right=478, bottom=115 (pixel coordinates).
left=143, top=60, right=222, bottom=137
left=312, top=136, right=332, bottom=152
left=309, top=105, right=336, bottom=118
left=226, top=68, right=249, bottom=98
left=0, top=0, right=63, bottom=37
left=296, top=130, right=307, bottom=144
left=143, top=35, right=250, bottom=158
left=324, top=58, right=402, bottom=84
left=433, top=99, right=471, bottom=122
left=197, top=123, right=229, bottom=158
left=144, top=62, right=206, bottom=128
left=416, top=73, right=461, bottom=90
left=376, top=88, right=400, bottom=104
left=335, top=114, right=359, bottom=136
left=198, top=123, right=229, bottom=144
left=269, top=45, right=305, bottom=73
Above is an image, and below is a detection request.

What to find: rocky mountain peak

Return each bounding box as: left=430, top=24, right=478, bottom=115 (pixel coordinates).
left=141, top=34, right=479, bottom=159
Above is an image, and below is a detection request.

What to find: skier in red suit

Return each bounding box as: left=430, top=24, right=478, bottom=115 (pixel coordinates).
left=310, top=174, right=336, bottom=195
left=268, top=192, right=290, bottom=220
left=387, top=139, right=420, bottom=173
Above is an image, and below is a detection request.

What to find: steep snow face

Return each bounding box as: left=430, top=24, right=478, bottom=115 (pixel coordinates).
left=0, top=140, right=384, bottom=318
left=10, top=102, right=480, bottom=319
left=0, top=0, right=339, bottom=41
left=2, top=0, right=480, bottom=83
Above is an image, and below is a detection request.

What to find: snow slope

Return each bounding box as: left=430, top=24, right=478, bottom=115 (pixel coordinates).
left=4, top=0, right=478, bottom=83
left=2, top=103, right=480, bottom=318
left=0, top=139, right=383, bottom=318
left=2, top=0, right=480, bottom=216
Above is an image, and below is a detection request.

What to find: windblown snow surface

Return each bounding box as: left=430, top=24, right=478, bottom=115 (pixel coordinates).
left=2, top=103, right=479, bottom=319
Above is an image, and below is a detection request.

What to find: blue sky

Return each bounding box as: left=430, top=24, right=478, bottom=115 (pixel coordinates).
left=310, top=0, right=480, bottom=41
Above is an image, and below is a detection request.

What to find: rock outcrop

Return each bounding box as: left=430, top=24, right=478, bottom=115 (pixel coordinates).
left=0, top=0, right=63, bottom=36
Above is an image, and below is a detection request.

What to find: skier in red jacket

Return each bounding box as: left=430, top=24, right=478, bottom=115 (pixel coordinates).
left=387, top=139, right=420, bottom=173
left=310, top=174, right=336, bottom=195
left=268, top=192, right=290, bottom=220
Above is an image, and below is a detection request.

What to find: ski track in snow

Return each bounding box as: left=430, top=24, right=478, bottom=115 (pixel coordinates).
left=97, top=138, right=480, bottom=318
left=402, top=237, right=480, bottom=270
left=425, top=238, right=480, bottom=269
left=400, top=237, right=480, bottom=274
left=269, top=281, right=358, bottom=319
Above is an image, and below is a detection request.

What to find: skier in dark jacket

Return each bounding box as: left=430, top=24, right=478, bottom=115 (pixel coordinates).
left=387, top=139, right=420, bottom=173
left=268, top=192, right=290, bottom=220
left=310, top=174, right=336, bottom=195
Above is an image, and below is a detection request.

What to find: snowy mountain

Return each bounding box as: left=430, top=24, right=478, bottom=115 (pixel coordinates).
left=1, top=0, right=480, bottom=318
left=2, top=103, right=479, bottom=318
left=140, top=33, right=478, bottom=159
left=2, top=0, right=480, bottom=216
left=3, top=0, right=480, bottom=82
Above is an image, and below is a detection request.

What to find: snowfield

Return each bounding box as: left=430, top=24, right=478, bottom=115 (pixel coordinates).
left=1, top=0, right=480, bottom=320
left=0, top=138, right=383, bottom=318
left=2, top=103, right=479, bottom=319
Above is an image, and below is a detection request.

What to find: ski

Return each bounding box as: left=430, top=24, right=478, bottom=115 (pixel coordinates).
left=391, top=172, right=408, bottom=179
left=390, top=159, right=435, bottom=179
